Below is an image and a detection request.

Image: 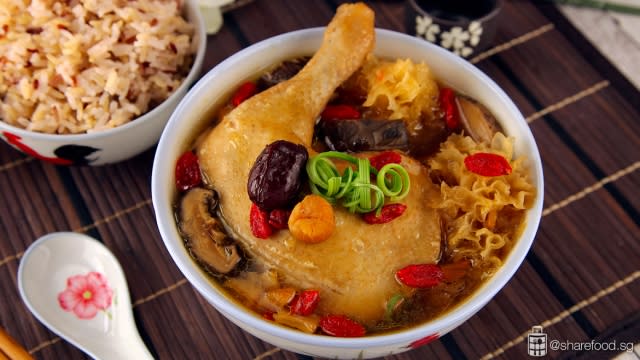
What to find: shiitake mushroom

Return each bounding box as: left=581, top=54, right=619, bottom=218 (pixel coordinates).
left=317, top=118, right=410, bottom=152
left=178, top=187, right=241, bottom=275
left=456, top=95, right=502, bottom=144
left=257, top=57, right=310, bottom=90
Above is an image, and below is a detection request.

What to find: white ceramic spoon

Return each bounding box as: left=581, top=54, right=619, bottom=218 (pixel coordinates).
left=17, top=232, right=154, bottom=360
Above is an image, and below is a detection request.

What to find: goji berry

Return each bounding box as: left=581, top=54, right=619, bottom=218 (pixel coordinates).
left=440, top=260, right=470, bottom=282
left=362, top=203, right=407, bottom=224
left=464, top=152, right=512, bottom=177
left=439, top=87, right=460, bottom=130
left=268, top=209, right=291, bottom=230
left=175, top=150, right=201, bottom=192
left=318, top=314, right=366, bottom=337
left=369, top=151, right=402, bottom=171
left=290, top=289, right=320, bottom=316
left=395, top=264, right=443, bottom=288
left=321, top=104, right=361, bottom=120
left=250, top=203, right=273, bottom=239
left=231, top=81, right=257, bottom=106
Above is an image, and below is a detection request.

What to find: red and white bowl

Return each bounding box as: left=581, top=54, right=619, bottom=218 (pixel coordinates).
left=0, top=0, right=206, bottom=166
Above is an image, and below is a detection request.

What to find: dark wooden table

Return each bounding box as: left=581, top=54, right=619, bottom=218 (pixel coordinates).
left=1, top=1, right=639, bottom=359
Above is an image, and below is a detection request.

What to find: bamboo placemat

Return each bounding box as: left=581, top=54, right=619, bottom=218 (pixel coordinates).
left=0, top=1, right=638, bottom=359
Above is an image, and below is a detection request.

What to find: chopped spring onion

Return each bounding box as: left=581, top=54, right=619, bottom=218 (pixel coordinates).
left=306, top=151, right=410, bottom=214
left=385, top=293, right=405, bottom=320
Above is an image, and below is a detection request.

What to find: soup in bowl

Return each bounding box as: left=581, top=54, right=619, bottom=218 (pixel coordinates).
left=152, top=3, right=543, bottom=358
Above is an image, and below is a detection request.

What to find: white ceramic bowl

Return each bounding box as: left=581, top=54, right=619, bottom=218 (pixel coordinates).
left=0, top=0, right=206, bottom=166
left=152, top=28, right=544, bottom=358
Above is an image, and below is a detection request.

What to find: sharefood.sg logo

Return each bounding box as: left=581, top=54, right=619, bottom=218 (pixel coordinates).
left=527, top=326, right=547, bottom=357
left=526, top=325, right=634, bottom=357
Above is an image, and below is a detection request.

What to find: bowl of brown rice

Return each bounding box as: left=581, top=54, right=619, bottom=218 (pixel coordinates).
left=0, top=0, right=206, bottom=165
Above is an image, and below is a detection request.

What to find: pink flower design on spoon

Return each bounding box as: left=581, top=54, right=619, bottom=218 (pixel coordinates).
left=58, top=272, right=113, bottom=319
